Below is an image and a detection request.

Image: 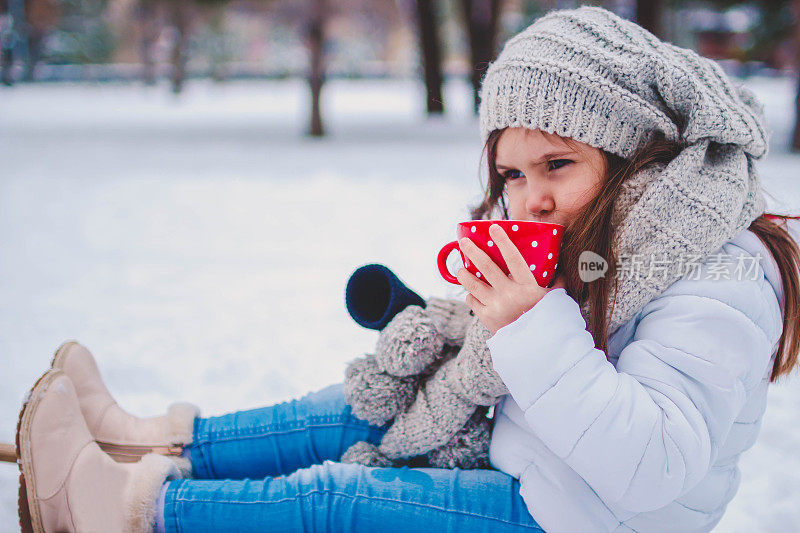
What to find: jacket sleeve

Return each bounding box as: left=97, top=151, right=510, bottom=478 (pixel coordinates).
left=486, top=285, right=778, bottom=513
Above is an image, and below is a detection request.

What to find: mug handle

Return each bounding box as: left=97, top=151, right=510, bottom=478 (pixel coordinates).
left=437, top=241, right=461, bottom=285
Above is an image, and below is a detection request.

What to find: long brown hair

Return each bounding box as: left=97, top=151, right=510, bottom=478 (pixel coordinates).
left=470, top=127, right=800, bottom=382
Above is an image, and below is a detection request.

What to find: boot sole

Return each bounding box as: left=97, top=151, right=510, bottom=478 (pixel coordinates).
left=50, top=339, right=81, bottom=371
left=17, top=369, right=64, bottom=533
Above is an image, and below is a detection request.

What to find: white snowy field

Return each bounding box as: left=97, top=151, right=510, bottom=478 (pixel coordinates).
left=1, top=75, right=799, bottom=532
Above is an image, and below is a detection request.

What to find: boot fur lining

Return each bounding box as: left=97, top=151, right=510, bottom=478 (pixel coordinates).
left=166, top=403, right=200, bottom=445
left=125, top=454, right=180, bottom=533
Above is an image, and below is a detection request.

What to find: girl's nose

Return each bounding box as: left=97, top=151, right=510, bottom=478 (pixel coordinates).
left=525, top=187, right=555, bottom=218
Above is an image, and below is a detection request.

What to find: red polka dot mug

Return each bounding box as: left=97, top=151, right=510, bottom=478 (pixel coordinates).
left=437, top=220, right=564, bottom=287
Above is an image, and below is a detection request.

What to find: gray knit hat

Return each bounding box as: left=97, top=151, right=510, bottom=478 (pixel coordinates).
left=478, top=6, right=769, bottom=334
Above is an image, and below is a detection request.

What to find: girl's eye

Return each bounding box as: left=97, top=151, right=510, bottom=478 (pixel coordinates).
left=547, top=159, right=572, bottom=171
left=502, top=169, right=524, bottom=181
left=501, top=160, right=572, bottom=180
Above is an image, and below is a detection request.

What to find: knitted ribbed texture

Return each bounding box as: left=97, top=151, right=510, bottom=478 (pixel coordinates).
left=478, top=6, right=769, bottom=334
left=423, top=297, right=475, bottom=346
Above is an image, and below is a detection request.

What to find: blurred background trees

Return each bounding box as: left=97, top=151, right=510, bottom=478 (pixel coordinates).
left=1, top=0, right=798, bottom=150
left=414, top=0, right=445, bottom=114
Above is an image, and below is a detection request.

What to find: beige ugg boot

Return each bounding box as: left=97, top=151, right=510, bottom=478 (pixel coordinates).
left=50, top=340, right=198, bottom=470
left=17, top=370, right=182, bottom=533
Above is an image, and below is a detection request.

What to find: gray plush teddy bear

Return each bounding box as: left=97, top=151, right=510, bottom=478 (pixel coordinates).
left=340, top=297, right=509, bottom=469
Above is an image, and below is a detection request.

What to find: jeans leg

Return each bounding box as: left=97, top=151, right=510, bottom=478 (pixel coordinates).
left=162, top=460, right=543, bottom=533
left=188, top=383, right=391, bottom=480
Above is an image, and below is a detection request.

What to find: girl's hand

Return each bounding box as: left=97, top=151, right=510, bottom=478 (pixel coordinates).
left=456, top=224, right=565, bottom=336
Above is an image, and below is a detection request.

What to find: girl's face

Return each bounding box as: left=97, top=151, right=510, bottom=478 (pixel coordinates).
left=495, top=127, right=606, bottom=227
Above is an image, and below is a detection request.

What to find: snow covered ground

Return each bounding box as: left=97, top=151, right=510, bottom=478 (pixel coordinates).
left=1, top=75, right=798, bottom=532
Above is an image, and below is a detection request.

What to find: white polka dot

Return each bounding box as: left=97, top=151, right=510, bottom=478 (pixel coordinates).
left=553, top=229, right=557, bottom=235
left=531, top=241, right=538, bottom=247
left=471, top=226, right=477, bottom=233
left=465, top=260, right=470, bottom=267
left=487, top=240, right=494, bottom=247
left=529, top=264, right=536, bottom=270
left=548, top=252, right=553, bottom=259
left=512, top=224, right=519, bottom=231
left=543, top=271, right=548, bottom=276
left=555, top=263, right=558, bottom=269
left=476, top=272, right=481, bottom=278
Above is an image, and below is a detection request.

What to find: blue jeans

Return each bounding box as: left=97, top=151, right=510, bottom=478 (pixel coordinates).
left=161, top=383, right=542, bottom=532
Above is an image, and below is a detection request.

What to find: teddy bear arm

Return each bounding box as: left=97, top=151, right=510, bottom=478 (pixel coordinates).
left=453, top=317, right=509, bottom=405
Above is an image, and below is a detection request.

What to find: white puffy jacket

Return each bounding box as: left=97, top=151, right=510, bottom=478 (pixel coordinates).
left=486, top=227, right=787, bottom=532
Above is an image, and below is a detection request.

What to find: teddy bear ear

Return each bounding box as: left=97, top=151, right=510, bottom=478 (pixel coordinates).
left=374, top=306, right=445, bottom=377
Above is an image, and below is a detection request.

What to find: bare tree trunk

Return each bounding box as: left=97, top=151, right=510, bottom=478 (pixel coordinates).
left=636, top=0, right=664, bottom=39
left=207, top=3, right=227, bottom=83
left=307, top=0, right=325, bottom=137
left=138, top=0, right=158, bottom=86
left=415, top=0, right=444, bottom=114
left=170, top=0, right=189, bottom=94
left=1, top=0, right=18, bottom=85
left=22, top=0, right=58, bottom=82
left=460, top=0, right=502, bottom=114
left=22, top=28, right=43, bottom=81
left=792, top=0, right=800, bottom=152
left=1, top=48, right=12, bottom=85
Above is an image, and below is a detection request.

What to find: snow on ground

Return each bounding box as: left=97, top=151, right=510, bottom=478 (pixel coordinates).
left=0, top=75, right=798, bottom=532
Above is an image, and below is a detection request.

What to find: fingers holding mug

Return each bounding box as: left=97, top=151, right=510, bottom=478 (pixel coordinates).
left=456, top=267, right=491, bottom=305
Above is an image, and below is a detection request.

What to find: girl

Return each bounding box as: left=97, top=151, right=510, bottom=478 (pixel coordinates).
left=16, top=6, right=800, bottom=533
